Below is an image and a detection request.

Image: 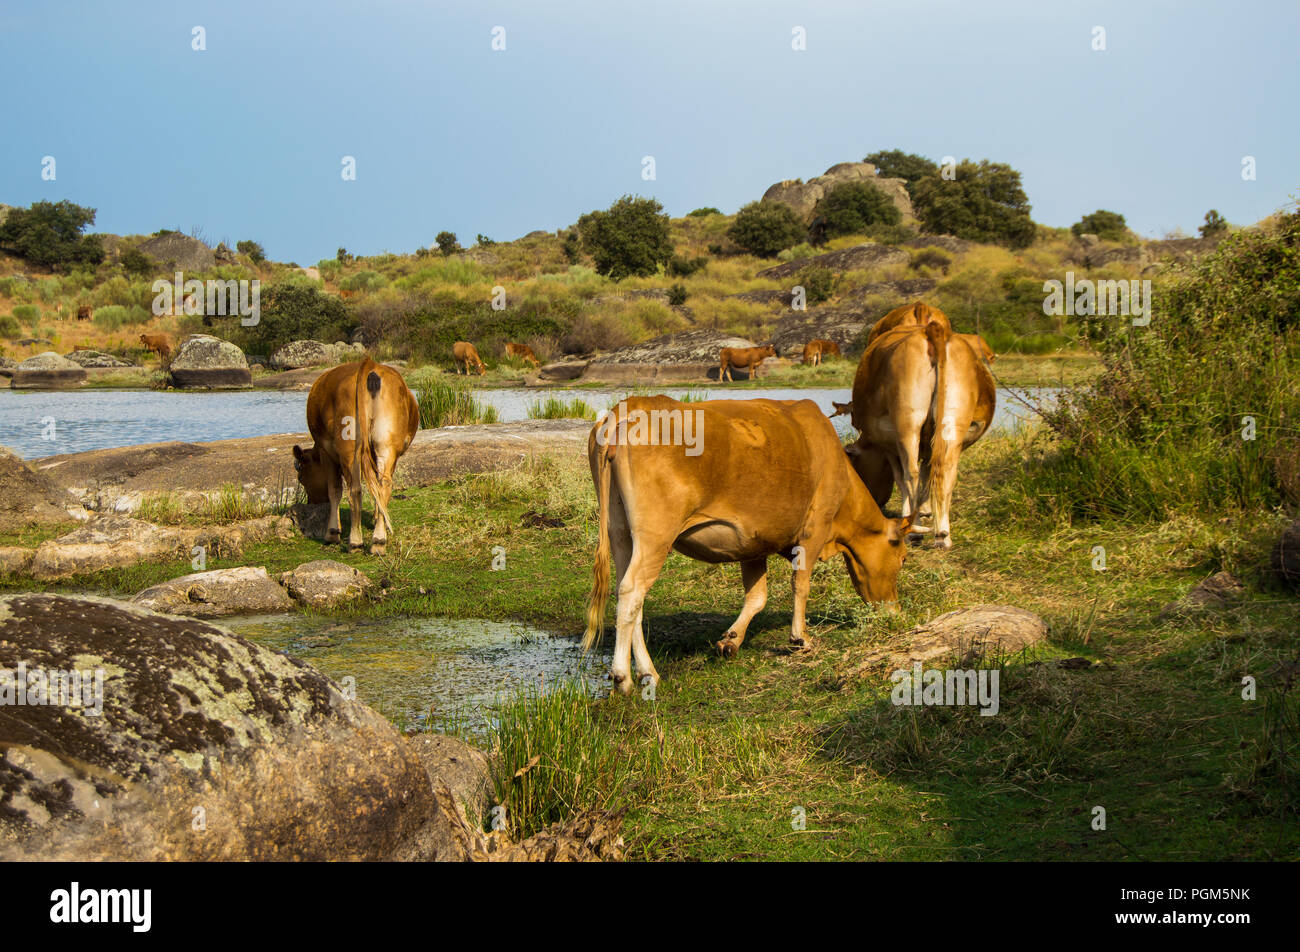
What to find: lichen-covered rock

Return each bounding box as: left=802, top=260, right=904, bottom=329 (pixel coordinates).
left=11, top=352, right=87, bottom=390
left=757, top=242, right=909, bottom=280
left=268, top=339, right=362, bottom=370
left=761, top=161, right=913, bottom=223
left=277, top=559, right=371, bottom=608
left=168, top=335, right=251, bottom=389
left=132, top=565, right=295, bottom=617
left=0, top=445, right=79, bottom=527
left=135, top=232, right=216, bottom=272
left=63, top=350, right=134, bottom=369
left=855, top=605, right=1049, bottom=670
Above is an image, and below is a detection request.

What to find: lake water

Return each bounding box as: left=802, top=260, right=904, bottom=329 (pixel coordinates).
left=224, top=614, right=608, bottom=736
left=0, top=385, right=1053, bottom=459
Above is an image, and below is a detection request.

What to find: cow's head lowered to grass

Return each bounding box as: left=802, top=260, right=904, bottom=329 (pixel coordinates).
left=292, top=444, right=333, bottom=504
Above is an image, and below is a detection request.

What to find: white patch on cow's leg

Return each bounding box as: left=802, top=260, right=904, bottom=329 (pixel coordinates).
left=789, top=565, right=813, bottom=648
left=717, top=558, right=767, bottom=658
left=613, top=543, right=667, bottom=696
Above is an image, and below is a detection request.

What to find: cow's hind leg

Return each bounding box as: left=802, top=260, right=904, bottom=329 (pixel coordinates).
left=369, top=450, right=396, bottom=555
left=717, top=558, right=768, bottom=658
left=612, top=539, right=670, bottom=696
left=345, top=474, right=365, bottom=551
left=325, top=460, right=343, bottom=545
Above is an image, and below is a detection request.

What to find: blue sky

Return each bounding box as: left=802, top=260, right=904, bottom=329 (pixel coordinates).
left=2, top=0, right=1295, bottom=264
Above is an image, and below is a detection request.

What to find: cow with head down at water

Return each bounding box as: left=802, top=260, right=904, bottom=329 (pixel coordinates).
left=504, top=342, right=541, bottom=368
left=453, top=341, right=486, bottom=375
left=584, top=395, right=911, bottom=695
left=848, top=310, right=995, bottom=549
left=292, top=357, right=419, bottom=555
left=802, top=338, right=841, bottom=367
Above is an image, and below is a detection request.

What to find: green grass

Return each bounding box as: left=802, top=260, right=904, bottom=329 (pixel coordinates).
left=526, top=396, right=597, bottom=420
left=410, top=371, right=501, bottom=427
left=8, top=434, right=1295, bottom=860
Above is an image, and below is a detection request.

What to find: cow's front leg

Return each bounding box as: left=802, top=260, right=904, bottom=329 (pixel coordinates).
left=789, top=562, right=813, bottom=649
left=717, top=557, right=768, bottom=658
left=325, top=468, right=343, bottom=545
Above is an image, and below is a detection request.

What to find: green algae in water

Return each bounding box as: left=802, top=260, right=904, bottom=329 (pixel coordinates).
left=226, top=614, right=609, bottom=738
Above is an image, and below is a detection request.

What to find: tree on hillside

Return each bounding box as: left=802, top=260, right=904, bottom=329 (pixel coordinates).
left=910, top=160, right=1036, bottom=249
left=0, top=200, right=105, bottom=270
left=727, top=201, right=805, bottom=258
left=577, top=195, right=673, bottom=279
left=436, top=231, right=460, bottom=256
left=1199, top=209, right=1228, bottom=238
left=237, top=239, right=266, bottom=264
left=1071, top=210, right=1128, bottom=242
left=814, top=181, right=902, bottom=239
left=243, top=281, right=354, bottom=354
left=687, top=207, right=722, bottom=217
left=864, top=150, right=939, bottom=193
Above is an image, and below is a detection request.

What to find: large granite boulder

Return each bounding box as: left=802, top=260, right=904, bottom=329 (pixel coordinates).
left=0, top=445, right=78, bottom=528
left=11, top=352, right=87, bottom=390
left=757, top=242, right=910, bottom=280
left=135, top=232, right=216, bottom=272
left=761, top=161, right=913, bottom=223
left=132, top=565, right=295, bottom=617
left=769, top=302, right=870, bottom=356
left=277, top=559, right=372, bottom=608
left=168, top=334, right=252, bottom=389
left=269, top=339, right=362, bottom=370
left=0, top=593, right=620, bottom=861
left=854, top=605, right=1049, bottom=670
left=63, top=350, right=134, bottom=369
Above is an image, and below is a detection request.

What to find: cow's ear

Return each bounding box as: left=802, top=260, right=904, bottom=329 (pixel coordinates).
left=292, top=445, right=304, bottom=461
left=889, top=516, right=914, bottom=543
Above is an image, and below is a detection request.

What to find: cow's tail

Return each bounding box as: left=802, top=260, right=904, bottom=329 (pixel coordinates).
left=353, top=357, right=386, bottom=532
left=583, top=431, right=616, bottom=653
left=926, top=320, right=953, bottom=509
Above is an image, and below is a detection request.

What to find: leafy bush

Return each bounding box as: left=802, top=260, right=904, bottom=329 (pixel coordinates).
left=120, top=246, right=155, bottom=277
left=687, top=207, right=722, bottom=217
left=12, top=304, right=39, bottom=326
left=727, top=201, right=805, bottom=258
left=0, top=315, right=20, bottom=338
left=1071, top=210, right=1128, bottom=242
left=909, top=246, right=953, bottom=274
left=436, top=231, right=460, bottom=256
left=813, top=181, right=902, bottom=238
left=0, top=277, right=27, bottom=299
left=667, top=283, right=689, bottom=306
left=911, top=160, right=1036, bottom=249
left=666, top=254, right=707, bottom=277
left=93, top=305, right=129, bottom=331
left=0, top=200, right=105, bottom=270
left=864, top=150, right=940, bottom=192
left=236, top=239, right=266, bottom=264
left=238, top=281, right=353, bottom=354
left=1200, top=210, right=1228, bottom=239
left=794, top=265, right=834, bottom=305
left=577, top=195, right=673, bottom=279
left=1005, top=209, right=1300, bottom=521
left=340, top=270, right=389, bottom=293
left=476, top=234, right=496, bottom=247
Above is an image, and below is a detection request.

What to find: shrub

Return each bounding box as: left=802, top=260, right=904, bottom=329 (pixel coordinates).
left=727, top=201, right=805, bottom=258
left=120, top=246, right=155, bottom=277
left=476, top=234, right=496, bottom=247
left=794, top=266, right=835, bottom=305
left=12, top=304, right=40, bottom=326
left=813, top=181, right=902, bottom=239
left=667, top=283, right=689, bottom=306
left=435, top=231, right=460, bottom=256
left=1004, top=209, right=1300, bottom=521
left=864, top=150, right=940, bottom=192
left=1200, top=209, right=1228, bottom=239
left=93, top=305, right=130, bottom=331
left=909, top=246, right=953, bottom=274
left=577, top=195, right=673, bottom=279
left=666, top=254, right=707, bottom=277
left=0, top=200, right=105, bottom=270
left=687, top=207, right=722, bottom=217
left=0, top=314, right=20, bottom=338
left=340, top=270, right=389, bottom=293
left=1071, top=210, right=1128, bottom=242
left=236, top=239, right=266, bottom=264
left=911, top=160, right=1037, bottom=249
left=526, top=396, right=597, bottom=421
left=239, top=281, right=353, bottom=353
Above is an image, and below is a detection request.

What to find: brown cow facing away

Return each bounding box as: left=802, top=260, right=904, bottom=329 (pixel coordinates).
left=849, top=315, right=995, bottom=548
left=867, top=300, right=994, bottom=364
left=292, top=358, right=419, bottom=555
left=584, top=396, right=910, bottom=694
left=505, top=342, right=541, bottom=368
left=139, top=333, right=174, bottom=361
left=77, top=306, right=92, bottom=321
left=802, top=338, right=841, bottom=367
left=452, top=341, right=486, bottom=375
left=718, top=344, right=776, bottom=381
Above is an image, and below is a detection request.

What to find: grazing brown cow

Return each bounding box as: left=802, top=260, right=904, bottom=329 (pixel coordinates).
left=505, top=342, right=541, bottom=368
left=452, top=341, right=486, bottom=375
left=802, top=338, right=841, bottom=367
left=139, top=333, right=174, bottom=361
left=718, top=344, right=776, bottom=381
left=77, top=306, right=92, bottom=321
left=849, top=317, right=995, bottom=548
left=292, top=358, right=419, bottom=554
left=339, top=289, right=357, bottom=300
left=585, top=396, right=910, bottom=693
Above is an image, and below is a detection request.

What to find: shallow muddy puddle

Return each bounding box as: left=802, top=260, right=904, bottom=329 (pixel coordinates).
left=225, top=614, right=610, bottom=737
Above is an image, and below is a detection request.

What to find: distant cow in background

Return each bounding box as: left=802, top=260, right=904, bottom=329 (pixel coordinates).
left=453, top=341, right=486, bottom=375
left=77, top=306, right=92, bottom=321
left=340, top=289, right=357, bottom=300
left=719, top=344, right=777, bottom=382
left=505, top=342, right=541, bottom=368
left=139, top=333, right=174, bottom=361
left=293, top=358, right=419, bottom=555
left=803, top=338, right=841, bottom=367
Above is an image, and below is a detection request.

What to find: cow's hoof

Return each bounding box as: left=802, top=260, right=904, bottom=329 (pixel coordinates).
left=934, top=532, right=952, bottom=549
left=716, top=632, right=741, bottom=658
left=789, top=635, right=810, bottom=650
left=325, top=530, right=341, bottom=544
left=370, top=542, right=386, bottom=556
left=610, top=672, right=633, bottom=695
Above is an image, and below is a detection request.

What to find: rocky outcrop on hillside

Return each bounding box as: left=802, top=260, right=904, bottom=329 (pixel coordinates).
left=762, top=162, right=913, bottom=223
left=758, top=242, right=909, bottom=280
left=136, top=232, right=216, bottom=272
left=769, top=303, right=870, bottom=356
left=168, top=334, right=252, bottom=389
